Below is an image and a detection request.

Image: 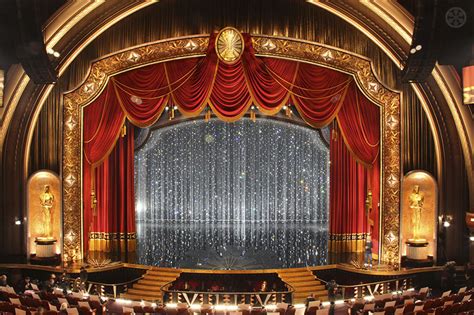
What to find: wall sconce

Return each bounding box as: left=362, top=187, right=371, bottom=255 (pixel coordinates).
left=439, top=215, right=453, bottom=228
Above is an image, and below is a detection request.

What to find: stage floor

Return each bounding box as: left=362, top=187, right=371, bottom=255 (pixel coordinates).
left=136, top=221, right=328, bottom=269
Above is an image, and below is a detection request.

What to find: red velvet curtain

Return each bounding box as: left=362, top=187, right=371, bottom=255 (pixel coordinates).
left=330, top=127, right=367, bottom=253
left=329, top=84, right=380, bottom=254
left=88, top=124, right=135, bottom=252
left=82, top=32, right=381, bottom=255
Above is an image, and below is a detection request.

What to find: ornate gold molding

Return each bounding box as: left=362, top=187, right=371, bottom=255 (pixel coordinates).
left=63, top=34, right=401, bottom=263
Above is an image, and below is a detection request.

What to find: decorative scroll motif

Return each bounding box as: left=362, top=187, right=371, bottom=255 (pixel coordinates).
left=63, top=33, right=400, bottom=264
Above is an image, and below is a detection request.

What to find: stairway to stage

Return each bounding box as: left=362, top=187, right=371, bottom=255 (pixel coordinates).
left=278, top=269, right=328, bottom=304
left=121, top=268, right=182, bottom=302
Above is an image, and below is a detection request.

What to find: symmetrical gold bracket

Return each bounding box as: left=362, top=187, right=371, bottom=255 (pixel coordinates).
left=63, top=33, right=401, bottom=264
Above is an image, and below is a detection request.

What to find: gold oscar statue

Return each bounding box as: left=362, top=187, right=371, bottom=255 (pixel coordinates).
left=409, top=185, right=424, bottom=241
left=39, top=185, right=55, bottom=239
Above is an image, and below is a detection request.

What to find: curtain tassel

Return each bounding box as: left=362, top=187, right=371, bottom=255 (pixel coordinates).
left=91, top=190, right=98, bottom=216
left=169, top=105, right=176, bottom=120
left=285, top=105, right=292, bottom=118
left=365, top=189, right=373, bottom=215
left=205, top=109, right=211, bottom=122
left=332, top=121, right=338, bottom=141
left=250, top=105, right=257, bottom=122
left=120, top=124, right=127, bottom=137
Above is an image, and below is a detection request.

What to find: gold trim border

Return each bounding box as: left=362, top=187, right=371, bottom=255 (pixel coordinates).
left=62, top=34, right=401, bottom=264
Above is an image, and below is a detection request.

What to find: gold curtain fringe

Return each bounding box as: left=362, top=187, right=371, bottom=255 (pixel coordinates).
left=328, top=232, right=368, bottom=253
left=89, top=232, right=136, bottom=252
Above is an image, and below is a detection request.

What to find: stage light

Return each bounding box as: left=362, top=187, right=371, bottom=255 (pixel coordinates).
left=14, top=219, right=21, bottom=225
left=440, top=215, right=453, bottom=228
left=470, top=236, right=474, bottom=241
left=53, top=51, right=60, bottom=58
left=410, top=48, right=417, bottom=54
left=166, top=303, right=178, bottom=308
left=415, top=45, right=422, bottom=51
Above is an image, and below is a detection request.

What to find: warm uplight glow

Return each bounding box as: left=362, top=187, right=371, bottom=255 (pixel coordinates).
left=190, top=304, right=201, bottom=310
left=364, top=296, right=375, bottom=301
left=293, top=304, right=306, bottom=309
left=470, top=236, right=474, bottom=241
left=463, top=65, right=474, bottom=105
left=166, top=303, right=178, bottom=308
left=116, top=299, right=132, bottom=305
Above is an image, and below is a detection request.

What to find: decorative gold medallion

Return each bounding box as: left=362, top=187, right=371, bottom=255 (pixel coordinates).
left=215, top=27, right=244, bottom=64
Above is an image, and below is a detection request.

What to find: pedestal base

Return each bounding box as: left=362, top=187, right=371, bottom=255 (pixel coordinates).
left=406, top=239, right=429, bottom=260
left=35, top=237, right=57, bottom=258
left=30, top=254, right=61, bottom=266
left=401, top=256, right=434, bottom=268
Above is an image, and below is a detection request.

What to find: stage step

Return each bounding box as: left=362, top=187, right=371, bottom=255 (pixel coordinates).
left=277, top=269, right=328, bottom=304
left=138, top=279, right=172, bottom=286
left=143, top=275, right=178, bottom=282
left=147, top=270, right=182, bottom=277
left=280, top=275, right=317, bottom=282
left=121, top=268, right=182, bottom=302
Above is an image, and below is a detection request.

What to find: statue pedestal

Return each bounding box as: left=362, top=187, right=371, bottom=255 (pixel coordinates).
left=406, top=239, right=429, bottom=260
left=35, top=237, right=57, bottom=258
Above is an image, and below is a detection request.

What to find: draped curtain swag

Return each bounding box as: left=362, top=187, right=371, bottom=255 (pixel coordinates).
left=83, top=33, right=380, bottom=254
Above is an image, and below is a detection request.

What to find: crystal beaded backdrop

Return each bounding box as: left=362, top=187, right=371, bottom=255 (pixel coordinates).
left=135, top=118, right=329, bottom=269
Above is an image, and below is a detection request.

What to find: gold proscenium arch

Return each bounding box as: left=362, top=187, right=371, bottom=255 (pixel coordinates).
left=62, top=34, right=401, bottom=263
